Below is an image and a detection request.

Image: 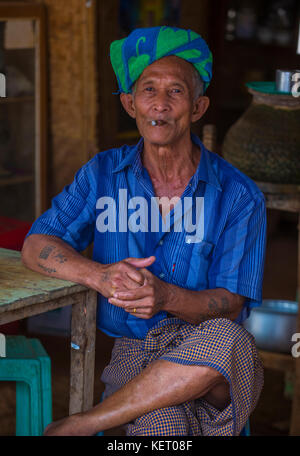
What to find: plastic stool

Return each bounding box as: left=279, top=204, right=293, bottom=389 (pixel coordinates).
left=0, top=335, right=52, bottom=436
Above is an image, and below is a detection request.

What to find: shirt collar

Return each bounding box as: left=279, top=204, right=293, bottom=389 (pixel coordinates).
left=190, top=133, right=222, bottom=192
left=112, top=134, right=222, bottom=192
left=113, top=138, right=143, bottom=176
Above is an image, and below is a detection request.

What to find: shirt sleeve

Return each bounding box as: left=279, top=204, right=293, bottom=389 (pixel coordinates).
left=26, top=158, right=98, bottom=252
left=208, top=189, right=267, bottom=322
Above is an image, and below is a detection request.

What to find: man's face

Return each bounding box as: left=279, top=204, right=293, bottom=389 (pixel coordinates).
left=121, top=56, right=208, bottom=147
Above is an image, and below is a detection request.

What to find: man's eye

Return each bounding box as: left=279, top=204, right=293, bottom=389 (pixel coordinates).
left=145, top=87, right=154, bottom=92
left=171, top=88, right=181, bottom=94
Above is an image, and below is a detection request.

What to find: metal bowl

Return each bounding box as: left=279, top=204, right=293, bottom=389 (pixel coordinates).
left=243, top=300, right=298, bottom=353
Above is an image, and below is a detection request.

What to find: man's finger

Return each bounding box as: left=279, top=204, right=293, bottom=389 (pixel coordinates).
left=139, top=267, right=152, bottom=278
left=113, top=286, right=148, bottom=300
left=128, top=310, right=152, bottom=319
left=125, top=268, right=145, bottom=286
left=109, top=296, right=149, bottom=308
left=108, top=297, right=127, bottom=308
left=124, top=256, right=156, bottom=268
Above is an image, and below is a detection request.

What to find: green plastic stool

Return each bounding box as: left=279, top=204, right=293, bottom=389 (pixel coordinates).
left=0, top=335, right=52, bottom=436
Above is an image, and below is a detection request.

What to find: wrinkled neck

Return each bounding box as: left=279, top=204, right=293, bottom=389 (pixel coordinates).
left=142, top=137, right=201, bottom=183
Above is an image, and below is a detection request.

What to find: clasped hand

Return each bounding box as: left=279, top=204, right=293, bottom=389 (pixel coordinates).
left=96, top=256, right=170, bottom=318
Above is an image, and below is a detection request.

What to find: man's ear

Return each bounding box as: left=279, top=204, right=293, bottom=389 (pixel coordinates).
left=191, top=96, right=210, bottom=123
left=120, top=93, right=136, bottom=119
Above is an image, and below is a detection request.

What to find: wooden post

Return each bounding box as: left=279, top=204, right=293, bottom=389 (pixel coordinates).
left=202, top=124, right=217, bottom=153
left=69, top=289, right=97, bottom=415
left=290, top=213, right=300, bottom=435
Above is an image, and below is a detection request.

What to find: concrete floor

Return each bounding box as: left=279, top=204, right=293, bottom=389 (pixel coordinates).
left=0, top=209, right=297, bottom=436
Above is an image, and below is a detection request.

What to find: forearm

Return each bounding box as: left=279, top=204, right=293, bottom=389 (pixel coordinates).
left=22, top=234, right=152, bottom=297
left=109, top=269, right=245, bottom=322
left=21, top=234, right=97, bottom=288
left=164, top=284, right=244, bottom=324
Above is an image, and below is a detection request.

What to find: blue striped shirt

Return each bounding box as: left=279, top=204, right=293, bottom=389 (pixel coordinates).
left=27, top=134, right=267, bottom=339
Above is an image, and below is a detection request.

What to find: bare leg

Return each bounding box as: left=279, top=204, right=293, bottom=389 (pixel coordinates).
left=44, top=358, right=230, bottom=436
left=203, top=380, right=230, bottom=410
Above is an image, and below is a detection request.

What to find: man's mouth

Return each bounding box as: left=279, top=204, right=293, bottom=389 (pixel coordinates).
left=150, top=120, right=168, bottom=126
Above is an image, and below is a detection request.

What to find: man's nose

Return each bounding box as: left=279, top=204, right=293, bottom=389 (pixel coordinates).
left=153, top=91, right=170, bottom=112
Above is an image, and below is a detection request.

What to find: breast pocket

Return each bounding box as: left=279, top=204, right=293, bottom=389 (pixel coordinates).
left=172, top=240, right=214, bottom=290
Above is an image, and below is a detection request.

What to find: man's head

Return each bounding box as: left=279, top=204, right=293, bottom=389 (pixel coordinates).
left=120, top=55, right=210, bottom=147
left=110, top=26, right=212, bottom=146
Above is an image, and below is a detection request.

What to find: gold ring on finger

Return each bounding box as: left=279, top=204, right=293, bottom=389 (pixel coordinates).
left=133, top=308, right=136, bottom=313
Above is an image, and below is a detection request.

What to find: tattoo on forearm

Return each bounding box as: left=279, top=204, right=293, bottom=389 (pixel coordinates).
left=221, top=297, right=230, bottom=313
left=38, top=263, right=57, bottom=274
left=53, top=252, right=67, bottom=264
left=157, top=297, right=164, bottom=307
left=39, top=245, right=67, bottom=264
left=39, top=245, right=55, bottom=259
left=101, top=272, right=111, bottom=282
left=208, top=297, right=218, bottom=312
left=208, top=296, right=230, bottom=316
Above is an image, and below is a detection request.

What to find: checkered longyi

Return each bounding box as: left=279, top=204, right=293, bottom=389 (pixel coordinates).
left=100, top=317, right=263, bottom=436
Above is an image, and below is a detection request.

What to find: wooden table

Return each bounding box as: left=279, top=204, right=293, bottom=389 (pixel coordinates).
left=256, top=182, right=300, bottom=436
left=0, top=247, right=97, bottom=416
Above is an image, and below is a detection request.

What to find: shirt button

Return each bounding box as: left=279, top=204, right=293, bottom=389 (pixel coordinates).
left=159, top=240, right=164, bottom=245
left=159, top=272, right=165, bottom=278
left=186, top=238, right=192, bottom=244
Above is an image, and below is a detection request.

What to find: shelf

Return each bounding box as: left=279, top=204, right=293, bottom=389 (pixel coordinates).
left=0, top=95, right=34, bottom=104
left=0, top=3, right=47, bottom=221
left=0, top=174, right=34, bottom=186
left=259, top=349, right=295, bottom=372
left=255, top=181, right=300, bottom=213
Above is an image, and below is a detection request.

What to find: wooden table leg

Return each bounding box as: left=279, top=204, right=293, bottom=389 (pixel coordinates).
left=69, top=289, right=97, bottom=415
left=290, top=213, right=300, bottom=435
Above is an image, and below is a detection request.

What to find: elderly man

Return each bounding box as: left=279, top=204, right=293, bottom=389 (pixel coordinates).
left=22, top=26, right=266, bottom=436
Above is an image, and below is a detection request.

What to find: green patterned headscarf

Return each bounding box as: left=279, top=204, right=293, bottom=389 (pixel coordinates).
left=110, top=26, right=213, bottom=94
